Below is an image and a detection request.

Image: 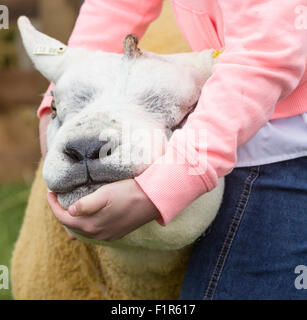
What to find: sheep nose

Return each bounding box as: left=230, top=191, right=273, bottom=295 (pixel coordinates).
left=64, top=139, right=109, bottom=162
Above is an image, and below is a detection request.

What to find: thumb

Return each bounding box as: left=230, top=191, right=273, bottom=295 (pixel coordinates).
left=68, top=187, right=111, bottom=217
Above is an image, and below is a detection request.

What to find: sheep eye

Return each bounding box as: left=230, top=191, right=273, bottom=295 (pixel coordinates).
left=50, top=100, right=57, bottom=119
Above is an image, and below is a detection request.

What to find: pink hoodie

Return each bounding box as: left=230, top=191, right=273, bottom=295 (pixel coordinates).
left=39, top=0, right=307, bottom=225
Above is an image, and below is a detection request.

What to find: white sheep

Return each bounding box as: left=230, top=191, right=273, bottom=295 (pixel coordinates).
left=11, top=15, right=224, bottom=299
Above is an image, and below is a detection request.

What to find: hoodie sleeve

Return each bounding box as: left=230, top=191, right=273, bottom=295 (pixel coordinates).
left=38, top=0, right=163, bottom=117
left=135, top=0, right=307, bottom=225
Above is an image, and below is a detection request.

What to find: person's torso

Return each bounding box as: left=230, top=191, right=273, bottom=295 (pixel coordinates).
left=170, top=0, right=307, bottom=166
left=170, top=0, right=307, bottom=120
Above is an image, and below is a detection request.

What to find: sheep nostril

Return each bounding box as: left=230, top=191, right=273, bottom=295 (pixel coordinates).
left=88, top=148, right=100, bottom=160
left=64, top=146, right=84, bottom=162
left=64, top=139, right=110, bottom=162
left=87, top=140, right=109, bottom=160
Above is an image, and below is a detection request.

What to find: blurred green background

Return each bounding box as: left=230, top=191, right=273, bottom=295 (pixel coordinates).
left=0, top=183, right=30, bottom=299
left=0, top=0, right=80, bottom=299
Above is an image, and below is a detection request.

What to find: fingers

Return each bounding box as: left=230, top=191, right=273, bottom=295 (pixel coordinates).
left=68, top=187, right=111, bottom=217
left=47, top=192, right=102, bottom=237
left=47, top=192, right=86, bottom=229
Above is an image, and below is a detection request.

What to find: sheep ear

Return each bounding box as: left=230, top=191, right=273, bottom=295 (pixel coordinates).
left=165, top=49, right=218, bottom=81
left=17, top=16, right=70, bottom=83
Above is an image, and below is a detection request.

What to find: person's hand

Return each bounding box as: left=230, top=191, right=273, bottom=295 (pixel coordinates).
left=47, top=179, right=161, bottom=241
left=39, top=109, right=51, bottom=159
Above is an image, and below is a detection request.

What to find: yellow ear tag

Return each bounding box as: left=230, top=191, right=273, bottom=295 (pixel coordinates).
left=212, top=48, right=225, bottom=59
left=33, top=45, right=66, bottom=56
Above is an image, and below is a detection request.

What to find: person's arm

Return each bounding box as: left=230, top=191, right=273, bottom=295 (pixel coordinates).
left=135, top=0, right=307, bottom=225
left=38, top=0, right=163, bottom=151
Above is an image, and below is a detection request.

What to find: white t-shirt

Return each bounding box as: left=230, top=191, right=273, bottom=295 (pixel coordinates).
left=236, top=113, right=307, bottom=167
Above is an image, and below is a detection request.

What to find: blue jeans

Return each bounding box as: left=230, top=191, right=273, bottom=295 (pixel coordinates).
left=180, top=156, right=307, bottom=300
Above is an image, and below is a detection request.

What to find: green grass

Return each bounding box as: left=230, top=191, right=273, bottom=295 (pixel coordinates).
left=0, top=183, right=30, bottom=300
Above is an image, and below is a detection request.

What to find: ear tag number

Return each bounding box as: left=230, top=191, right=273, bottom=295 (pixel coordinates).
left=33, top=45, right=66, bottom=56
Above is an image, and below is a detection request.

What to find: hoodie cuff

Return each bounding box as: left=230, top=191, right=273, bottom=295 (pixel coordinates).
left=134, top=146, right=218, bottom=226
